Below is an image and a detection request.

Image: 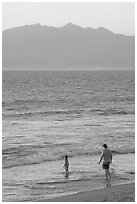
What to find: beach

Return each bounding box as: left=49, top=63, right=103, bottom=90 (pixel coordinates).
left=43, top=183, right=135, bottom=202
left=2, top=70, right=135, bottom=201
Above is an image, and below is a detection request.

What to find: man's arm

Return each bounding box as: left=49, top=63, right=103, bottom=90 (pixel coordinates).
left=111, top=153, right=112, bottom=163
left=98, top=152, right=104, bottom=164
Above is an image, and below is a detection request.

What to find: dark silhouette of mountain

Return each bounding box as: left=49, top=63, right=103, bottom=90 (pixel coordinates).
left=2, top=23, right=135, bottom=69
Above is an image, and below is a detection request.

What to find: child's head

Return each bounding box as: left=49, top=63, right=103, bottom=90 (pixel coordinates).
left=65, top=155, right=68, bottom=160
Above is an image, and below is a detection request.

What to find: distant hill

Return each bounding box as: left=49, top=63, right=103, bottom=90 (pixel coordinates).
left=2, top=23, right=135, bottom=70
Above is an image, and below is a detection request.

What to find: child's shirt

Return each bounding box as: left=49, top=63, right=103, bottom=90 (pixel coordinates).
left=64, top=160, right=69, bottom=167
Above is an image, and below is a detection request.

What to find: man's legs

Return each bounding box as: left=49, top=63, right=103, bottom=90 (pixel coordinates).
left=107, top=169, right=111, bottom=180
left=105, top=169, right=111, bottom=185
left=105, top=169, right=108, bottom=180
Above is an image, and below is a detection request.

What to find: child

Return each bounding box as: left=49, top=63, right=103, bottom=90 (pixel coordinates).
left=64, top=155, right=69, bottom=175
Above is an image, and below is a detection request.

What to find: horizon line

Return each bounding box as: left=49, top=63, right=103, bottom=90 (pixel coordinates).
left=2, top=67, right=135, bottom=71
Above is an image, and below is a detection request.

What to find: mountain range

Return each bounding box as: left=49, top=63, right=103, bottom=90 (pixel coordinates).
left=2, top=23, right=135, bottom=70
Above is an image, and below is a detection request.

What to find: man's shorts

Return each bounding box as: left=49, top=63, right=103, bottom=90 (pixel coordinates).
left=102, top=162, right=110, bottom=169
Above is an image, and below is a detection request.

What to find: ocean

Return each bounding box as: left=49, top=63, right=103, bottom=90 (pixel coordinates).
left=2, top=70, right=135, bottom=201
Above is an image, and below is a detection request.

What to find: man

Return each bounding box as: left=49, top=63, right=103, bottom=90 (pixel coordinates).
left=98, top=144, right=112, bottom=186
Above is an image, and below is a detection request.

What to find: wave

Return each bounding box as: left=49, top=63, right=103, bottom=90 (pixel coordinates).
left=112, top=149, right=135, bottom=154
left=2, top=145, right=135, bottom=169
left=27, top=177, right=92, bottom=187
left=2, top=109, right=84, bottom=118
left=3, top=144, right=45, bottom=154
left=2, top=107, right=134, bottom=119
left=89, top=108, right=134, bottom=116
left=2, top=99, right=47, bottom=106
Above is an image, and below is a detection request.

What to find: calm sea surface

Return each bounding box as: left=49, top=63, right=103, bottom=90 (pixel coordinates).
left=2, top=70, right=135, bottom=201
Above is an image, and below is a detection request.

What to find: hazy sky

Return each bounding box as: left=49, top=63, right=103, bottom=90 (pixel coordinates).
left=2, top=2, right=135, bottom=35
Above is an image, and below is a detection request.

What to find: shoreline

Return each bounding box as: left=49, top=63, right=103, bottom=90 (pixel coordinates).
left=41, top=182, right=135, bottom=202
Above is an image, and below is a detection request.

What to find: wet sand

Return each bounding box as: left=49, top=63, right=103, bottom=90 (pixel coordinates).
left=43, top=183, right=135, bottom=202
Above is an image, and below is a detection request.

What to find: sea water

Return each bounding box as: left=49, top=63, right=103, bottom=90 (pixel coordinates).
left=2, top=70, right=135, bottom=201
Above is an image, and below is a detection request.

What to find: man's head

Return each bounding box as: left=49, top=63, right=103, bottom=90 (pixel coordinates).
left=103, top=144, right=107, bottom=148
